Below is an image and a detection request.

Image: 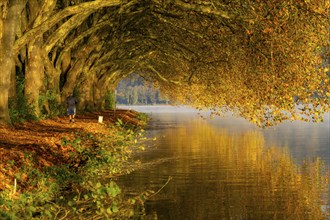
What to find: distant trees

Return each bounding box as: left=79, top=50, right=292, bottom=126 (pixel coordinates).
left=0, top=0, right=329, bottom=126
left=116, top=75, right=169, bottom=105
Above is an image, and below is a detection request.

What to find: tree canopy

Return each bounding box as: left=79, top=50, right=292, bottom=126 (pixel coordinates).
left=0, top=0, right=329, bottom=126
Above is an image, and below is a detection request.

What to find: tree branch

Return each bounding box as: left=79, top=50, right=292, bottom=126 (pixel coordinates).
left=13, top=0, right=122, bottom=53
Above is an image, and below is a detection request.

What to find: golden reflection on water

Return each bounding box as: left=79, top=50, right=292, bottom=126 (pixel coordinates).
left=122, top=118, right=330, bottom=219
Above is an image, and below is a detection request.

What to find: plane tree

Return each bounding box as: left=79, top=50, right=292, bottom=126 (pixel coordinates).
left=0, top=0, right=328, bottom=126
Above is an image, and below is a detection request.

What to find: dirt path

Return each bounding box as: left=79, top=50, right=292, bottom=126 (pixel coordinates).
left=0, top=109, right=142, bottom=191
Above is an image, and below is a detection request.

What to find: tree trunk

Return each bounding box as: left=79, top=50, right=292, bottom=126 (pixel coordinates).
left=94, top=80, right=106, bottom=110
left=9, top=68, right=16, bottom=99
left=0, top=1, right=25, bottom=124
left=24, top=0, right=56, bottom=117
left=44, top=51, right=61, bottom=107
left=25, top=38, right=44, bottom=117
left=60, top=58, right=86, bottom=102
left=61, top=36, right=100, bottom=102
left=93, top=71, right=107, bottom=110
left=79, top=78, right=94, bottom=112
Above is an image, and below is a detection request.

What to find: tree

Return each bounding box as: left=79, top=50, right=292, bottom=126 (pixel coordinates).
left=0, top=0, right=328, bottom=126
left=0, top=0, right=25, bottom=123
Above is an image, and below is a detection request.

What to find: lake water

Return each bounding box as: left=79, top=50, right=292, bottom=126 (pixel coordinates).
left=118, top=105, right=330, bottom=219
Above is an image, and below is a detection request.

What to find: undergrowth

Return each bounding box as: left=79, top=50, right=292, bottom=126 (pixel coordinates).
left=0, top=121, right=148, bottom=219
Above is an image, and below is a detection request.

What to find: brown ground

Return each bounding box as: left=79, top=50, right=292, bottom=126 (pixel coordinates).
left=0, top=109, right=142, bottom=192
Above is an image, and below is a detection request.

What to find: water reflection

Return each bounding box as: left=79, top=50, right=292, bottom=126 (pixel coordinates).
left=119, top=110, right=329, bottom=220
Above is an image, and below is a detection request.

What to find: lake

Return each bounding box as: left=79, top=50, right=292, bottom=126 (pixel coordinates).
left=118, top=105, right=330, bottom=219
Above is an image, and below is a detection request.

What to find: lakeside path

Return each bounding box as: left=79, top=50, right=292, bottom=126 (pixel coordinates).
left=0, top=109, right=143, bottom=191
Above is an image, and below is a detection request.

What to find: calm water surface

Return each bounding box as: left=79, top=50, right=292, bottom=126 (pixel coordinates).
left=118, top=106, right=330, bottom=220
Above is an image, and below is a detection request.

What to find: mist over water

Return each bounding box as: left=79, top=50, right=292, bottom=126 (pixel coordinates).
left=121, top=105, right=330, bottom=166
left=118, top=105, right=330, bottom=219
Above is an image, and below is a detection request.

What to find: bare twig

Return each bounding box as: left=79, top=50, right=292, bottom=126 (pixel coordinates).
left=148, top=176, right=172, bottom=198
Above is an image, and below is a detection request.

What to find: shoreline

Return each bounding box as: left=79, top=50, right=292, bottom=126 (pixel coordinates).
left=0, top=109, right=148, bottom=219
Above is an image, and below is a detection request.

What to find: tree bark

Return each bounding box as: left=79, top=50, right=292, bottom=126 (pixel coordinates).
left=24, top=0, right=57, bottom=116
left=25, top=38, right=44, bottom=116
left=93, top=74, right=106, bottom=110
left=60, top=57, right=87, bottom=103
left=0, top=0, right=25, bottom=124
left=13, top=0, right=122, bottom=53
left=61, top=35, right=100, bottom=102
left=79, top=78, right=94, bottom=112
left=9, top=68, right=16, bottom=99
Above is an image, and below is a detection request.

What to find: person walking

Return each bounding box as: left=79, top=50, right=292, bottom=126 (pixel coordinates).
left=65, top=93, right=78, bottom=123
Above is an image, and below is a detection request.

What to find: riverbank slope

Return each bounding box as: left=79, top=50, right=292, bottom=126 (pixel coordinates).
left=0, top=109, right=146, bottom=219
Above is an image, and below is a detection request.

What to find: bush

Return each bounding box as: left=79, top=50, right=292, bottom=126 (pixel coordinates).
left=9, top=75, right=38, bottom=123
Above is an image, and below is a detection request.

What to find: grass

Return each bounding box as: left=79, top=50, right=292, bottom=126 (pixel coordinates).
left=0, top=116, right=148, bottom=219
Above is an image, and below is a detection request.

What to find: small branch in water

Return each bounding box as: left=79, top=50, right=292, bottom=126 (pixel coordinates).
left=148, top=176, right=172, bottom=198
